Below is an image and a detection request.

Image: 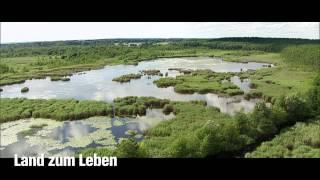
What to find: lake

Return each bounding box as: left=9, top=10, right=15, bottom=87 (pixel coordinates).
left=0, top=57, right=272, bottom=157
left=0, top=57, right=271, bottom=114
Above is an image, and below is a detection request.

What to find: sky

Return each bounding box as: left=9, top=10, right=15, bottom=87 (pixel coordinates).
left=1, top=22, right=319, bottom=43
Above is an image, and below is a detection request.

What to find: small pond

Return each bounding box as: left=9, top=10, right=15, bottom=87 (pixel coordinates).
left=0, top=109, right=174, bottom=157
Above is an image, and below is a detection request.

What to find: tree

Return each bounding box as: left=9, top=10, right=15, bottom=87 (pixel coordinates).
left=280, top=94, right=311, bottom=122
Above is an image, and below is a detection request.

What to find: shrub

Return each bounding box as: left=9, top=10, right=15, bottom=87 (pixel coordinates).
left=61, top=77, right=70, bottom=81
left=21, top=87, right=29, bottom=93
left=163, top=104, right=174, bottom=115
left=197, top=121, right=247, bottom=157
left=153, top=77, right=180, bottom=87
left=112, top=73, right=142, bottom=83
left=278, top=94, right=311, bottom=122
left=249, top=83, right=257, bottom=89
left=244, top=91, right=263, bottom=100
left=115, top=138, right=147, bottom=158
left=50, top=76, right=63, bottom=81
left=174, top=84, right=195, bottom=94
left=168, top=135, right=201, bottom=157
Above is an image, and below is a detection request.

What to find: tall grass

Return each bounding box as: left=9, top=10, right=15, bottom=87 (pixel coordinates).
left=281, top=45, right=320, bottom=69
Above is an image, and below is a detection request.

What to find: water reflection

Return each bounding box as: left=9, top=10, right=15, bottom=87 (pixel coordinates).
left=51, top=122, right=97, bottom=143
left=111, top=109, right=175, bottom=142
left=0, top=57, right=270, bottom=114
left=230, top=76, right=251, bottom=92
left=0, top=141, right=44, bottom=158
left=0, top=109, right=175, bottom=157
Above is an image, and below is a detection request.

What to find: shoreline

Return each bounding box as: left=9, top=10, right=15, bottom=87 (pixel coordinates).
left=0, top=53, right=276, bottom=87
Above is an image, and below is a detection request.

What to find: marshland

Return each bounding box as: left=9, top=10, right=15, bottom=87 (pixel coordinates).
left=0, top=38, right=319, bottom=158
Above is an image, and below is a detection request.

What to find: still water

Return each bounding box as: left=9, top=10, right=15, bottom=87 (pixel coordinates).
left=0, top=109, right=174, bottom=157
left=0, top=57, right=271, bottom=157
left=0, top=57, right=270, bottom=114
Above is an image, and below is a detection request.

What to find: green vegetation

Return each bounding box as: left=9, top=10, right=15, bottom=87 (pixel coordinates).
left=30, top=123, right=48, bottom=129
left=112, top=73, right=142, bottom=83
left=231, top=44, right=319, bottom=103
left=81, top=138, right=147, bottom=158
left=0, top=63, right=15, bottom=74
left=0, top=97, right=169, bottom=123
left=153, top=77, right=181, bottom=87
left=141, top=69, right=162, bottom=76
left=50, top=76, right=70, bottom=81
left=244, top=90, right=263, bottom=100
left=1, top=38, right=319, bottom=158
left=113, top=96, right=170, bottom=116
left=168, top=68, right=193, bottom=74
left=21, top=87, right=29, bottom=93
left=126, top=130, right=138, bottom=136
left=154, top=70, right=243, bottom=96
left=307, top=73, right=320, bottom=116
left=0, top=98, right=112, bottom=123
left=50, top=76, right=62, bottom=81
left=112, top=70, right=164, bottom=83
left=18, top=123, right=48, bottom=137
left=1, top=38, right=318, bottom=86
left=246, top=119, right=320, bottom=158
left=281, top=45, right=320, bottom=69
left=80, top=73, right=320, bottom=157
left=61, top=77, right=70, bottom=81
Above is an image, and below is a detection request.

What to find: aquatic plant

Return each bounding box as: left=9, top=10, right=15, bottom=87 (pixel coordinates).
left=21, top=87, right=29, bottom=93
left=0, top=97, right=171, bottom=123
left=0, top=118, right=60, bottom=147
left=0, top=116, right=118, bottom=156
left=50, top=76, right=63, bottom=81
left=113, top=96, right=170, bottom=116
left=112, top=73, right=142, bottom=83
left=61, top=77, right=70, bottom=81
left=113, top=119, right=125, bottom=126
left=0, top=98, right=113, bottom=122
left=163, top=104, right=174, bottom=115
left=141, top=69, right=162, bottom=76
left=154, top=70, right=244, bottom=96
left=30, top=123, right=48, bottom=129
left=244, top=91, right=263, bottom=100
left=125, top=130, right=138, bottom=136
left=153, top=77, right=181, bottom=87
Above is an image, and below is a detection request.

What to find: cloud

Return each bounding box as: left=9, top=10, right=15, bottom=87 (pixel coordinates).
left=1, top=22, right=318, bottom=43
left=193, top=22, right=319, bottom=39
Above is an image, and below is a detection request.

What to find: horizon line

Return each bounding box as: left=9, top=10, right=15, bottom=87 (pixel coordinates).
left=2, top=36, right=319, bottom=45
